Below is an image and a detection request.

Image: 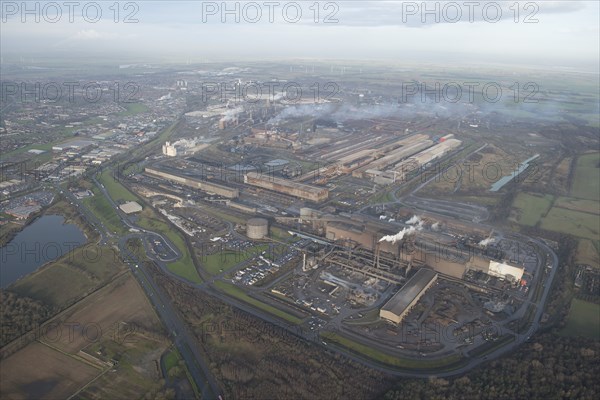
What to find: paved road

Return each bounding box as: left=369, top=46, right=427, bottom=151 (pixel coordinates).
left=119, top=239, right=221, bottom=399
left=79, top=173, right=222, bottom=399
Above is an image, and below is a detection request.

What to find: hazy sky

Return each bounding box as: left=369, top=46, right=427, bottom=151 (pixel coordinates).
left=1, top=1, right=598, bottom=70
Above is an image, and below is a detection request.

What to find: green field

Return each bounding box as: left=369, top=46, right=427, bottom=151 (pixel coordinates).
left=118, top=102, right=150, bottom=117
left=167, top=260, right=202, bottom=284
left=571, top=153, right=600, bottom=201
left=320, top=332, right=464, bottom=369
left=370, top=189, right=395, bottom=204
left=82, top=186, right=128, bottom=235
left=540, top=207, right=600, bottom=241
left=11, top=244, right=123, bottom=309
left=1, top=142, right=55, bottom=160
left=97, top=169, right=138, bottom=204
left=202, top=251, right=246, bottom=275
left=555, top=196, right=600, bottom=215
left=11, top=264, right=96, bottom=308
left=163, top=348, right=181, bottom=372
left=270, top=227, right=296, bottom=242
left=560, top=299, right=600, bottom=339
left=512, top=192, right=554, bottom=226
left=214, top=281, right=302, bottom=324
left=201, top=245, right=269, bottom=275
left=576, top=239, right=600, bottom=267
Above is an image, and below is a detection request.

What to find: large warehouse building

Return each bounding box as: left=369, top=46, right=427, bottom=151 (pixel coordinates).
left=393, top=138, right=462, bottom=181
left=244, top=172, right=328, bottom=202
left=144, top=167, right=239, bottom=199
left=380, top=268, right=438, bottom=324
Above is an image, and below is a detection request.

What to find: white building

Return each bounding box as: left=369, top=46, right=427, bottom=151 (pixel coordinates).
left=162, top=142, right=177, bottom=157
left=488, top=261, right=525, bottom=282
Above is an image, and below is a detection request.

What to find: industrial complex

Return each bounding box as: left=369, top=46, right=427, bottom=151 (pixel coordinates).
left=1, top=63, right=566, bottom=399
left=63, top=85, right=548, bottom=371
left=244, top=172, right=329, bottom=202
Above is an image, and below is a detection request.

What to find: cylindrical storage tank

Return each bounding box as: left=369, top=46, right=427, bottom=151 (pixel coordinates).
left=246, top=218, right=269, bottom=239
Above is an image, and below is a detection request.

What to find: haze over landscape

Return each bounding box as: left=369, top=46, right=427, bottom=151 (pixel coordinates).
left=1, top=1, right=599, bottom=399
left=1, top=1, right=599, bottom=70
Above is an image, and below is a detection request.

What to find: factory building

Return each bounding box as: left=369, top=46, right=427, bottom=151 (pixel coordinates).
left=467, top=257, right=524, bottom=282
left=326, top=221, right=374, bottom=248
left=354, top=139, right=434, bottom=179
left=487, top=261, right=524, bottom=281
left=393, top=138, right=462, bottom=181
left=380, top=268, right=438, bottom=324
left=246, top=218, right=269, bottom=239
left=355, top=138, right=461, bottom=184
left=162, top=142, right=177, bottom=157
left=412, top=241, right=525, bottom=281
left=244, top=172, right=328, bottom=202
left=323, top=216, right=524, bottom=281
left=412, top=245, right=470, bottom=279
left=145, top=167, right=239, bottom=199
left=325, top=220, right=411, bottom=256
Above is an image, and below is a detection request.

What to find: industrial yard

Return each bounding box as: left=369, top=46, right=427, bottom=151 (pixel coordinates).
left=1, top=58, right=596, bottom=399
left=5, top=68, right=562, bottom=368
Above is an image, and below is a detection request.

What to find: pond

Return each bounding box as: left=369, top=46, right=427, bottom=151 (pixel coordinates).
left=0, top=215, right=86, bottom=288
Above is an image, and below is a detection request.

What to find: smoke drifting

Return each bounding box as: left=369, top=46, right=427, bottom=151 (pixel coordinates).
left=379, top=226, right=420, bottom=244
left=479, top=238, right=494, bottom=246
left=266, top=83, right=571, bottom=126
left=172, top=137, right=204, bottom=147
left=405, top=215, right=421, bottom=225
left=221, top=107, right=244, bottom=122
left=267, top=102, right=436, bottom=125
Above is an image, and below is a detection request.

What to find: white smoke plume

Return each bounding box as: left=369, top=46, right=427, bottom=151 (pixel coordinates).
left=267, top=103, right=410, bottom=125
left=479, top=238, right=494, bottom=246
left=221, top=107, right=244, bottom=122
left=379, top=226, right=419, bottom=244
left=266, top=87, right=572, bottom=126
left=406, top=215, right=421, bottom=225
left=431, top=222, right=440, bottom=231
left=172, top=137, right=205, bottom=148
